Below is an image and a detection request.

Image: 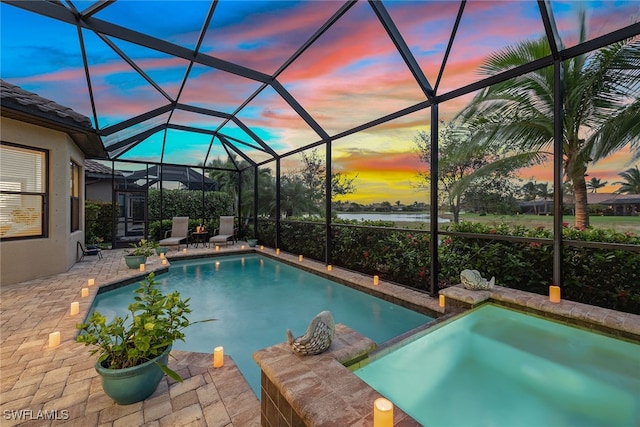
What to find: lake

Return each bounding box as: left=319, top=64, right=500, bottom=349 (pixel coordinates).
left=336, top=212, right=451, bottom=223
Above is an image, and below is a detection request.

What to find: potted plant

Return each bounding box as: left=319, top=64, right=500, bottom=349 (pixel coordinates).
left=124, top=239, right=158, bottom=269
left=76, top=273, right=214, bottom=404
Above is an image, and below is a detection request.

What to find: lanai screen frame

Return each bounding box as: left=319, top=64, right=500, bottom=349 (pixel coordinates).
left=5, top=0, right=640, bottom=296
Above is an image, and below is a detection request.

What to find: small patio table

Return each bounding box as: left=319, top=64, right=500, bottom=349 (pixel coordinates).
left=191, top=231, right=209, bottom=248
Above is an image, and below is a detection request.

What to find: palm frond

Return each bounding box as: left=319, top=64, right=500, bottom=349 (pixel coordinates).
left=588, top=98, right=640, bottom=161
left=479, top=39, right=551, bottom=76
left=612, top=166, right=640, bottom=194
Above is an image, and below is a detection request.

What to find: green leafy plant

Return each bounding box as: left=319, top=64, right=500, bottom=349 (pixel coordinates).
left=438, top=222, right=640, bottom=313
left=85, top=201, right=112, bottom=247
left=76, top=273, right=214, bottom=381
left=125, top=239, right=159, bottom=258
left=257, top=217, right=639, bottom=313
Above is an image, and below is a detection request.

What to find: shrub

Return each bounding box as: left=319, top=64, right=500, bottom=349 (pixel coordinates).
left=279, top=219, right=326, bottom=260
left=438, top=222, right=553, bottom=293
left=146, top=189, right=234, bottom=239
left=85, top=201, right=113, bottom=247
left=440, top=222, right=640, bottom=314
left=258, top=218, right=639, bottom=313
left=147, top=189, right=233, bottom=222
left=77, top=273, right=214, bottom=380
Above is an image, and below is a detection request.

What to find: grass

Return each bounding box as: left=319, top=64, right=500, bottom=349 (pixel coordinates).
left=458, top=213, right=639, bottom=234
left=392, top=213, right=639, bottom=234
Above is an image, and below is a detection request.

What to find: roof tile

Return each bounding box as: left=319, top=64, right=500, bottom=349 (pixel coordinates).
left=1, top=79, right=92, bottom=128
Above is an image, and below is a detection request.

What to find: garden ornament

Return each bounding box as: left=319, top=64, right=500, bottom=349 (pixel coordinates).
left=460, top=269, right=495, bottom=290
left=287, top=310, right=335, bottom=355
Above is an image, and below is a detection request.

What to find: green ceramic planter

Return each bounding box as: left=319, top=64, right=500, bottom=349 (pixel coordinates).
left=246, top=239, right=258, bottom=247
left=156, top=247, right=169, bottom=256
left=124, top=255, right=146, bottom=269
left=95, top=345, right=171, bottom=405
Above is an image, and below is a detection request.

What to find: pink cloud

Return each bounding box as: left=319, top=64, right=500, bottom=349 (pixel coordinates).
left=555, top=3, right=640, bottom=47
left=201, top=2, right=344, bottom=73
left=179, top=67, right=261, bottom=110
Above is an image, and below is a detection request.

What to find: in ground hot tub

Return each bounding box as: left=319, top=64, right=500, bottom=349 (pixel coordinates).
left=355, top=303, right=640, bottom=427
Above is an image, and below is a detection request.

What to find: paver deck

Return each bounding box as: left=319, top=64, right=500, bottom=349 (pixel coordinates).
left=3, top=244, right=639, bottom=426
left=0, top=244, right=261, bottom=427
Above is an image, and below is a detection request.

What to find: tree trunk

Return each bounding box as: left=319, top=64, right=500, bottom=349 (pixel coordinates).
left=453, top=205, right=460, bottom=224
left=573, top=174, right=590, bottom=229
left=452, top=194, right=461, bottom=223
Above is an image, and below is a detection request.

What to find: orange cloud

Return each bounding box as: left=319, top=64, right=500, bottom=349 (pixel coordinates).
left=336, top=150, right=423, bottom=173
left=511, top=147, right=638, bottom=194
left=332, top=149, right=428, bottom=204
left=335, top=168, right=427, bottom=205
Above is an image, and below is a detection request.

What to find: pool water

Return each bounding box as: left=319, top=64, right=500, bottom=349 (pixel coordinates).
left=355, top=304, right=640, bottom=427
left=90, top=254, right=432, bottom=396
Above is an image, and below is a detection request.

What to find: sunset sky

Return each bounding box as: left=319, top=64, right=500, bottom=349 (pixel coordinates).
left=1, top=0, right=638, bottom=204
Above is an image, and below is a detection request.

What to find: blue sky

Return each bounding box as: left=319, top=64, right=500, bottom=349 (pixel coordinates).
left=1, top=0, right=638, bottom=203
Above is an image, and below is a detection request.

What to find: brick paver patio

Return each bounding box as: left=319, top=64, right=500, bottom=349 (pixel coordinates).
left=3, top=243, right=638, bottom=426
left=0, top=245, right=260, bottom=427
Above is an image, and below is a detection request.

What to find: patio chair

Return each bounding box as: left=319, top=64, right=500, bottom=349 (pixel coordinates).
left=77, top=241, right=102, bottom=261
left=159, top=216, right=190, bottom=249
left=209, top=216, right=237, bottom=246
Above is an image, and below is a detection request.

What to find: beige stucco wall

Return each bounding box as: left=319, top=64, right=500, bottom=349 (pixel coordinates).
left=1, top=116, right=86, bottom=285
left=86, top=181, right=113, bottom=203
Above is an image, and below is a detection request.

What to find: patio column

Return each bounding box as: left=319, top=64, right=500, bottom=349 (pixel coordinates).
left=275, top=158, right=281, bottom=249
left=429, top=105, right=439, bottom=297
left=237, top=168, right=243, bottom=240
left=553, top=59, right=564, bottom=287
left=253, top=166, right=258, bottom=239
left=325, top=139, right=332, bottom=265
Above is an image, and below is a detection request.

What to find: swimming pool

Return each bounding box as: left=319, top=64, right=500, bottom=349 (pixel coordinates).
left=355, top=303, right=640, bottom=426
left=90, top=254, right=432, bottom=396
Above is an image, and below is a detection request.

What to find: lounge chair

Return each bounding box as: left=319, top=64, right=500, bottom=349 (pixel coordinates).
left=77, top=241, right=102, bottom=261
left=159, top=216, right=190, bottom=249
left=209, top=216, right=237, bottom=246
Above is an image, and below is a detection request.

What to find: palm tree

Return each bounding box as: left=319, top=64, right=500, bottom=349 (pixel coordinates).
left=238, top=166, right=275, bottom=218
left=207, top=155, right=242, bottom=198
left=520, top=181, right=553, bottom=214
left=614, top=166, right=640, bottom=194
left=206, top=155, right=256, bottom=211
left=586, top=177, right=608, bottom=193
left=280, top=175, right=321, bottom=217
left=458, top=14, right=640, bottom=228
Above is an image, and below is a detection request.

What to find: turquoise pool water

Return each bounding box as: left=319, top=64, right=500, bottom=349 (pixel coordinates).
left=355, top=304, right=640, bottom=426
left=90, top=254, right=432, bottom=396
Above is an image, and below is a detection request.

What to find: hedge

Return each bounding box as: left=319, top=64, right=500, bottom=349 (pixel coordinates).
left=256, top=218, right=640, bottom=314
left=85, top=201, right=113, bottom=247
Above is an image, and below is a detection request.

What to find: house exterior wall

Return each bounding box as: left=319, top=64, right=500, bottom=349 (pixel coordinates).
left=86, top=181, right=113, bottom=202
left=1, top=116, right=85, bottom=285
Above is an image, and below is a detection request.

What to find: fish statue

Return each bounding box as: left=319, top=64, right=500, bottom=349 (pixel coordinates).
left=460, top=269, right=495, bottom=290
left=286, top=311, right=335, bottom=356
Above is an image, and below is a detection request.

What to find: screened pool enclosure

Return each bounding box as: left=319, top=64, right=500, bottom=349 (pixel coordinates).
left=1, top=1, right=639, bottom=300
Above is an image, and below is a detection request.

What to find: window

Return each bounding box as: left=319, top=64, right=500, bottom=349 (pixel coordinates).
left=0, top=142, right=48, bottom=239
left=70, top=161, right=80, bottom=232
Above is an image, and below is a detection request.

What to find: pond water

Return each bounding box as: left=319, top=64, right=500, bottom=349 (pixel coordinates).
left=336, top=212, right=450, bottom=222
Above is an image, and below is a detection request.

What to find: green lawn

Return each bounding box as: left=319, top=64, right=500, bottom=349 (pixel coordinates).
left=393, top=213, right=639, bottom=234
left=456, top=213, right=639, bottom=233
